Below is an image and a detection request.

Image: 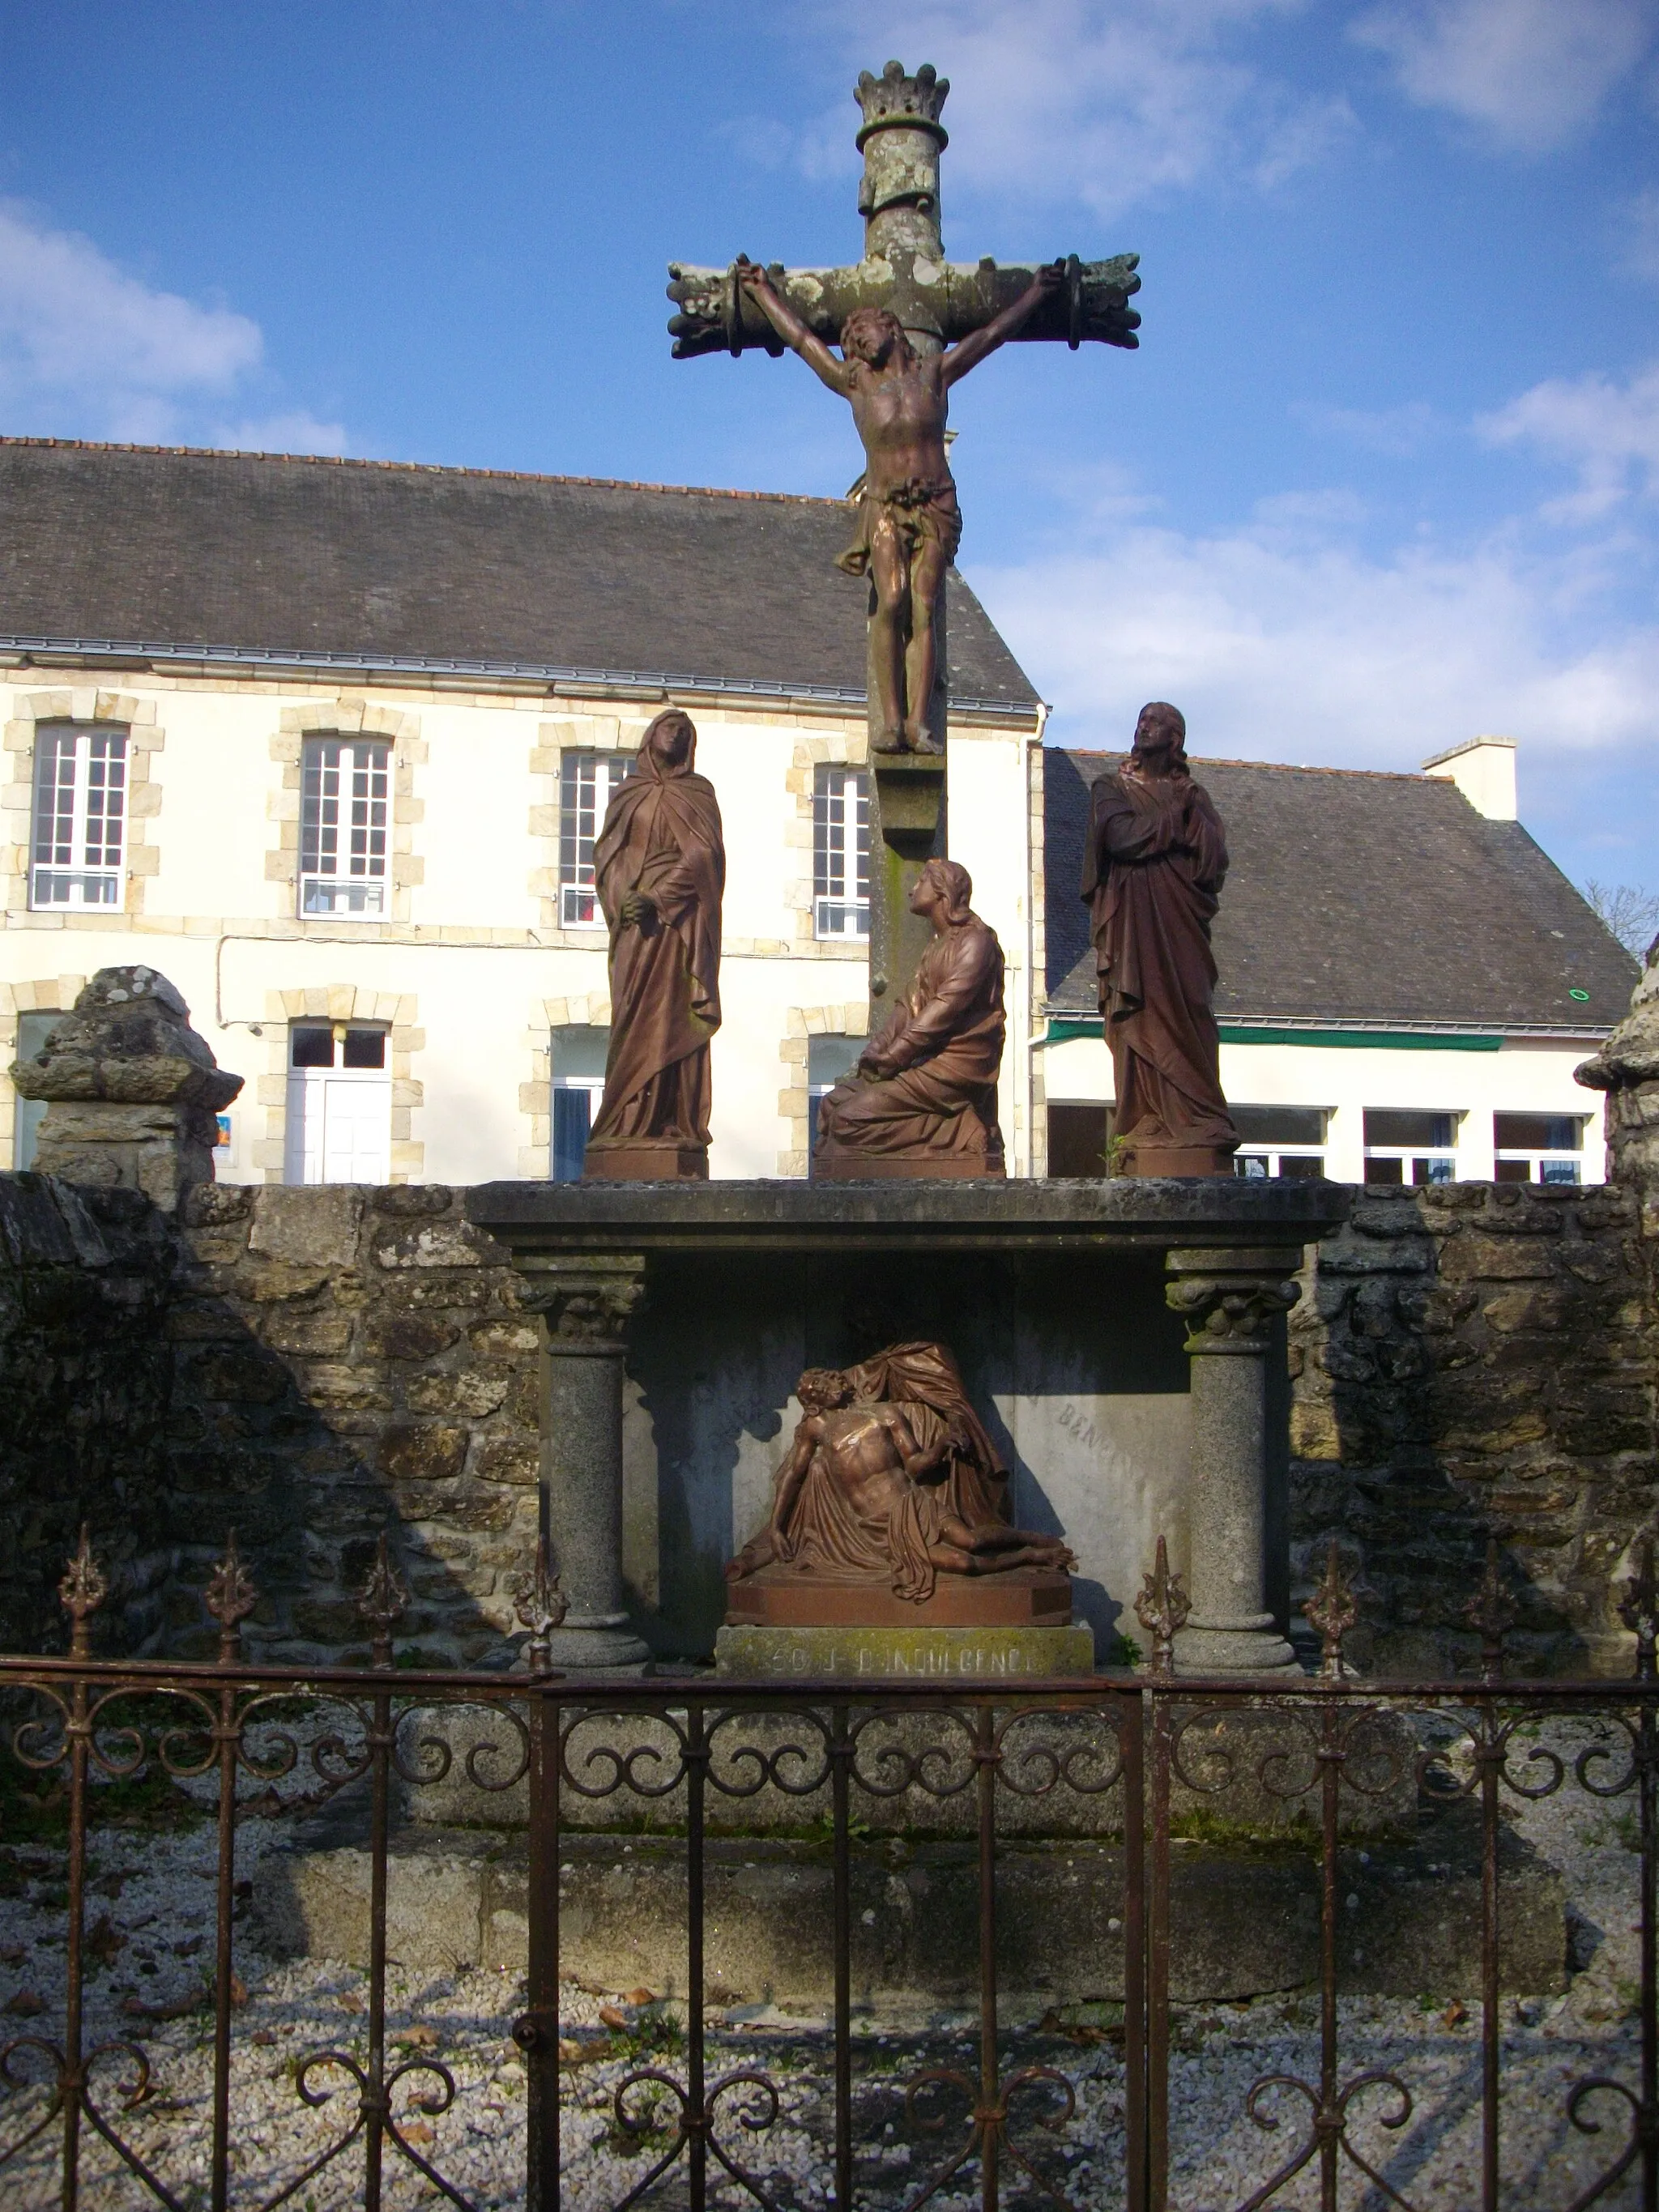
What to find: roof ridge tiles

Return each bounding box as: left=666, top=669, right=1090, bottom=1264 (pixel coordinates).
left=1060, top=746, right=1435, bottom=784
left=0, top=434, right=847, bottom=509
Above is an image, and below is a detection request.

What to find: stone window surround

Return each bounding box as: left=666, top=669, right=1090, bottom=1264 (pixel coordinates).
left=529, top=716, right=650, bottom=941
left=1027, top=736, right=1048, bottom=1179
left=784, top=731, right=870, bottom=959
left=520, top=990, right=613, bottom=1180
left=0, top=973, right=88, bottom=1163
left=250, top=983, right=424, bottom=1185
left=267, top=699, right=424, bottom=927
left=529, top=715, right=872, bottom=962
left=778, top=1002, right=869, bottom=1178
left=2, top=688, right=164, bottom=922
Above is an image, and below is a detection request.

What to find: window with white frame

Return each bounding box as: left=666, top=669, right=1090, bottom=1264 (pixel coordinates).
left=1495, top=1112, right=1584, bottom=1186
left=806, top=1034, right=862, bottom=1173
left=1363, top=1108, right=1458, bottom=1186
left=559, top=753, right=629, bottom=927
left=549, top=1027, right=610, bottom=1180
left=300, top=739, right=390, bottom=918
left=812, top=765, right=869, bottom=939
left=1232, top=1106, right=1328, bottom=1182
left=31, top=723, right=126, bottom=909
left=284, top=1024, right=391, bottom=1183
left=11, top=1011, right=61, bottom=1168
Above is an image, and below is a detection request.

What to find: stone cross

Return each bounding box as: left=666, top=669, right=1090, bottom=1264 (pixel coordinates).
left=668, top=58, right=1141, bottom=1004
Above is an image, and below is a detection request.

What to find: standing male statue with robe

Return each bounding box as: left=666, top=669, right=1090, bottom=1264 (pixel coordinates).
left=584, top=710, right=724, bottom=1182
left=1081, top=702, right=1239, bottom=1177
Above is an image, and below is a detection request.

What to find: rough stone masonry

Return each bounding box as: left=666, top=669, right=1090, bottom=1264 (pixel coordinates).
left=1, top=955, right=1656, bottom=1673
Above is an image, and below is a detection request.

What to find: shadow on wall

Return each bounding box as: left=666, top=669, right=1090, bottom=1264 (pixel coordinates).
left=1289, top=1182, right=1656, bottom=1678
left=0, top=1171, right=540, bottom=1667
left=0, top=1175, right=179, bottom=1654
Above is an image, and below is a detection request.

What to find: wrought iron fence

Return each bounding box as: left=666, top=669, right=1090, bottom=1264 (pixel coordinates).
left=0, top=1527, right=1655, bottom=2210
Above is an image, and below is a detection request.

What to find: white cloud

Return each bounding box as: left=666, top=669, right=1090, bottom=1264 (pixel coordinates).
left=972, top=514, right=1659, bottom=769
left=212, top=410, right=349, bottom=457
left=1351, top=0, right=1652, bottom=154
left=0, top=199, right=340, bottom=451
left=775, top=0, right=1350, bottom=221
left=1294, top=399, right=1440, bottom=456
left=1478, top=362, right=1659, bottom=518
left=1614, top=187, right=1659, bottom=286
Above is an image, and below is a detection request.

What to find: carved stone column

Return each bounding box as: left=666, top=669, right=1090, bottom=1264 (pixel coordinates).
left=1165, top=1246, right=1301, bottom=1675
left=520, top=1255, right=650, bottom=1669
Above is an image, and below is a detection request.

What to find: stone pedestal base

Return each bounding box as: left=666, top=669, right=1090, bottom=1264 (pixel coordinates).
left=812, top=1146, right=1006, bottom=1182
left=1122, top=1143, right=1236, bottom=1178
left=1174, top=1615, right=1299, bottom=1676
left=726, top=1564, right=1069, bottom=1629
left=582, top=1141, right=708, bottom=1182
left=715, top=1622, right=1094, bottom=1680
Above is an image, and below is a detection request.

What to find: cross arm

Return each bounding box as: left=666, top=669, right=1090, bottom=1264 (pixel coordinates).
left=667, top=254, right=1141, bottom=360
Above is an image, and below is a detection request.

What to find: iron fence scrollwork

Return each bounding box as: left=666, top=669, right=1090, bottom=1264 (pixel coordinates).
left=2, top=1527, right=1659, bottom=2208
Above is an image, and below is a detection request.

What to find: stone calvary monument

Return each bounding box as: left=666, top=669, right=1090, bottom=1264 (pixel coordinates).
left=667, top=58, right=1141, bottom=1010
left=464, top=60, right=1343, bottom=1681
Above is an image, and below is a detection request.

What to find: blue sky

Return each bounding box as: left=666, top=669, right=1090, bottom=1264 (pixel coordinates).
left=2, top=0, right=1656, bottom=914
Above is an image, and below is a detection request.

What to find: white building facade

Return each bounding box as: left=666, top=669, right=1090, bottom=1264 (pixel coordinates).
left=0, top=673, right=1043, bottom=1184
left=1, top=439, right=1634, bottom=1191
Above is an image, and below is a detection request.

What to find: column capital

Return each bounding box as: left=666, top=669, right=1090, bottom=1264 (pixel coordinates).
left=1165, top=1244, right=1301, bottom=1355
left=518, top=1253, right=647, bottom=1347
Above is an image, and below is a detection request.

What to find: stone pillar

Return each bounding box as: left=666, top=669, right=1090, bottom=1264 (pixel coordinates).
left=855, top=61, right=952, bottom=1008
left=522, top=1255, right=650, bottom=1669
left=1165, top=1246, right=1301, bottom=1675
left=1578, top=942, right=1659, bottom=1208
left=10, top=966, right=242, bottom=1214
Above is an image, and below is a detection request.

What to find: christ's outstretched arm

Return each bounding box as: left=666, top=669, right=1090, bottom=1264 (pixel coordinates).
left=940, top=262, right=1067, bottom=389
left=738, top=262, right=851, bottom=395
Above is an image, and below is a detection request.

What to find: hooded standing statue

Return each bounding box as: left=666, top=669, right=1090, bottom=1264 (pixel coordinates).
left=583, top=710, right=725, bottom=1181
left=1081, top=702, right=1239, bottom=1177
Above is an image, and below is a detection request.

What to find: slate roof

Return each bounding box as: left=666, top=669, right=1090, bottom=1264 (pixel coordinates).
left=0, top=438, right=1040, bottom=714
left=1044, top=748, right=1638, bottom=1031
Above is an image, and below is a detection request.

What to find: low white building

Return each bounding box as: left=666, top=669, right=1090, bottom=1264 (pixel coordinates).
left=1, top=437, right=1635, bottom=1188
left=1038, top=740, right=1636, bottom=1186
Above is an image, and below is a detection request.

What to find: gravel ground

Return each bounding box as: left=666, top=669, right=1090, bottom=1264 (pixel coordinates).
left=0, top=1711, right=1649, bottom=2209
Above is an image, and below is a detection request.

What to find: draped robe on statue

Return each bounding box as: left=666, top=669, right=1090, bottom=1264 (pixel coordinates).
left=586, top=733, right=724, bottom=1166
left=736, top=1343, right=1029, bottom=1605
left=1081, top=765, right=1238, bottom=1167
left=814, top=915, right=1005, bottom=1165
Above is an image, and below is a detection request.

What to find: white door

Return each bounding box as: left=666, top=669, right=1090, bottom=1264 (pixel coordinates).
left=285, top=1067, right=392, bottom=1184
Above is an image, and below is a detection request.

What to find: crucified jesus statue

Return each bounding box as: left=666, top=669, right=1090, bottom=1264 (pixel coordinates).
left=738, top=258, right=1066, bottom=753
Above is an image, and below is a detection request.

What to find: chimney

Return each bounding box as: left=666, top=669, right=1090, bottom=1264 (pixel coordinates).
left=1422, top=735, right=1517, bottom=821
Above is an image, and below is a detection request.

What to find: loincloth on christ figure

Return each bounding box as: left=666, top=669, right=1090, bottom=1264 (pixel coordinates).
left=835, top=477, right=962, bottom=580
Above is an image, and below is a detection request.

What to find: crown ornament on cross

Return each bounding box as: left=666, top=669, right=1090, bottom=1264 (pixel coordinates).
left=855, top=60, right=949, bottom=146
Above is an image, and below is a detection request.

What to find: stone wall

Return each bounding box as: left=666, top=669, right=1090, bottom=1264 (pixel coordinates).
left=165, top=1183, right=540, bottom=1667
left=2, top=1165, right=1655, bottom=1677
left=0, top=1174, right=179, bottom=1653
left=1288, top=1180, right=1657, bottom=1676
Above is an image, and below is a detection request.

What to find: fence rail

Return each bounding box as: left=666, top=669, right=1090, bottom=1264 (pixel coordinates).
left=1, top=1530, right=1656, bottom=2211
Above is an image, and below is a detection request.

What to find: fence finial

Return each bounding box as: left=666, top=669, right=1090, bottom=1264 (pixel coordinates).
left=1465, top=1538, right=1516, bottom=1683
left=1618, top=1534, right=1659, bottom=1682
left=58, top=1523, right=108, bottom=1659
left=509, top=1536, right=568, bottom=1677
left=357, top=1529, right=410, bottom=1669
left=1303, top=1538, right=1356, bottom=1681
left=203, top=1529, right=259, bottom=1663
left=1135, top=1535, right=1190, bottom=1677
